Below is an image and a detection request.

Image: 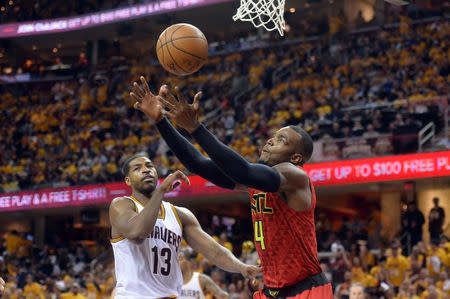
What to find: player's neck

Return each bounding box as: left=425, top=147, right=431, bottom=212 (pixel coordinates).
left=131, top=191, right=152, bottom=205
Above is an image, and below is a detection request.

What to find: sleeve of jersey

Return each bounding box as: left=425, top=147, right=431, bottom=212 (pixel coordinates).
left=156, top=118, right=236, bottom=190
left=191, top=124, right=281, bottom=192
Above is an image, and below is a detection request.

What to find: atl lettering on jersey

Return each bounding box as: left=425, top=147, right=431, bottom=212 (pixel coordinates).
left=248, top=183, right=321, bottom=288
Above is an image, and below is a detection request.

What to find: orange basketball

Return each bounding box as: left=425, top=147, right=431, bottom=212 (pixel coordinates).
left=156, top=23, right=208, bottom=76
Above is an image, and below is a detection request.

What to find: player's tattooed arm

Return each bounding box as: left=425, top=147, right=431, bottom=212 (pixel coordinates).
left=199, top=274, right=229, bottom=299
left=177, top=207, right=261, bottom=278
left=109, top=171, right=189, bottom=240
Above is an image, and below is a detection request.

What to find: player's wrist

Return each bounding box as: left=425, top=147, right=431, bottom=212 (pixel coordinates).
left=152, top=188, right=166, bottom=199
left=190, top=122, right=204, bottom=135
left=154, top=111, right=164, bottom=122
left=155, top=116, right=168, bottom=126
left=237, top=262, right=248, bottom=274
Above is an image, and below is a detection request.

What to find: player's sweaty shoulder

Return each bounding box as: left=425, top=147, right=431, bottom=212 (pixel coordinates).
left=109, top=197, right=136, bottom=214
left=273, top=162, right=309, bottom=190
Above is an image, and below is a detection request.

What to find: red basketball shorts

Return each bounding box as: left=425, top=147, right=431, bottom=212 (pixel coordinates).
left=253, top=283, right=333, bottom=299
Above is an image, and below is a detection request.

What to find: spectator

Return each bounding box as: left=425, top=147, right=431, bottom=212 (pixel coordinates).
left=402, top=203, right=425, bottom=249
left=385, top=241, right=410, bottom=293
left=23, top=274, right=45, bottom=299
left=334, top=271, right=352, bottom=299
left=428, top=197, right=445, bottom=243
left=349, top=283, right=366, bottom=299
left=5, top=230, right=22, bottom=256
left=60, top=285, right=87, bottom=299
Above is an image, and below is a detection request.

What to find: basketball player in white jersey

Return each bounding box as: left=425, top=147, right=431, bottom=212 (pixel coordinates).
left=179, top=250, right=228, bottom=299
left=109, top=153, right=260, bottom=299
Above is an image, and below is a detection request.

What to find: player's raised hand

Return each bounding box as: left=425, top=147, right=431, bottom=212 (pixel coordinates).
left=130, top=76, right=164, bottom=122
left=158, top=170, right=190, bottom=193
left=0, top=276, right=5, bottom=296
left=159, top=85, right=203, bottom=133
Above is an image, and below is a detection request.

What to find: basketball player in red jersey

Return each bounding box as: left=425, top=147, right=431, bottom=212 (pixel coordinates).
left=130, top=76, right=333, bottom=299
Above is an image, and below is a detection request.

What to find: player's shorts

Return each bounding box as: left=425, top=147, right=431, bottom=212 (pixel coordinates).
left=253, top=272, right=333, bottom=299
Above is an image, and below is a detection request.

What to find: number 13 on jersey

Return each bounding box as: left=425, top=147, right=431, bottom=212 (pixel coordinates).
left=254, top=220, right=266, bottom=250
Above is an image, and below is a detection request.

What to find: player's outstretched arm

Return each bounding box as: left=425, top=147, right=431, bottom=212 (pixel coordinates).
left=109, top=171, right=189, bottom=240
left=177, top=207, right=261, bottom=278
left=199, top=274, right=229, bottom=299
left=159, top=87, right=281, bottom=192
left=130, top=76, right=236, bottom=190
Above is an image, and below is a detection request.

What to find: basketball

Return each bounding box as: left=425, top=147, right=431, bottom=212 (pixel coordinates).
left=156, top=23, right=208, bottom=76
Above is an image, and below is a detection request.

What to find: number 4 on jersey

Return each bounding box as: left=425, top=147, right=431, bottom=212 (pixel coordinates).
left=254, top=220, right=266, bottom=250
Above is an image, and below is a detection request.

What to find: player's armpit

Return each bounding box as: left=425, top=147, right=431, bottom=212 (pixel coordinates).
left=176, top=207, right=246, bottom=274
left=199, top=274, right=229, bottom=299
left=273, top=162, right=312, bottom=211
left=176, top=207, right=223, bottom=261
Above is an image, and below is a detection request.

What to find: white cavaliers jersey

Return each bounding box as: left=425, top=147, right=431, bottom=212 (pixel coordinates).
left=180, top=272, right=205, bottom=299
left=111, top=196, right=183, bottom=299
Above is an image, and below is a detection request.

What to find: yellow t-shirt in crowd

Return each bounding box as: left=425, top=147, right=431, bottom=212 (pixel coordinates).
left=420, top=289, right=444, bottom=299
left=86, top=282, right=100, bottom=299
left=386, top=255, right=410, bottom=287
left=5, top=234, right=22, bottom=255
left=427, top=248, right=447, bottom=275
left=60, top=293, right=88, bottom=299
left=23, top=282, right=45, bottom=299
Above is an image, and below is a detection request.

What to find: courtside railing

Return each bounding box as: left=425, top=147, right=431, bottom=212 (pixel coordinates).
left=418, top=122, right=435, bottom=152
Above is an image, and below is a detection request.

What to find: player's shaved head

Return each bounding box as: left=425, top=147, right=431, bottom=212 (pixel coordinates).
left=288, top=125, right=313, bottom=164
left=259, top=126, right=313, bottom=166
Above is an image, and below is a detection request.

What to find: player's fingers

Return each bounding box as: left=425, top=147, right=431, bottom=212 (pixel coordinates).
left=167, top=91, right=180, bottom=106
left=160, top=97, right=177, bottom=110
left=140, top=76, right=152, bottom=95
left=130, top=92, right=142, bottom=102
left=174, top=86, right=187, bottom=104
left=192, top=91, right=202, bottom=110
left=175, top=170, right=190, bottom=185
left=0, top=277, right=4, bottom=292
left=133, top=102, right=141, bottom=110
left=159, top=84, right=169, bottom=97
left=247, top=279, right=258, bottom=292
left=133, top=82, right=145, bottom=98
left=162, top=110, right=176, bottom=119
left=253, top=266, right=263, bottom=274
left=160, top=87, right=179, bottom=107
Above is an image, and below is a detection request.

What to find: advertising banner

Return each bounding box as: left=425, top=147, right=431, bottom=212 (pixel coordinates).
left=0, top=0, right=229, bottom=38
left=1, top=151, right=449, bottom=212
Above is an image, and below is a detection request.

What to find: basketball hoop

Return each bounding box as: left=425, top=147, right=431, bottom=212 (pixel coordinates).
left=232, top=0, right=286, bottom=36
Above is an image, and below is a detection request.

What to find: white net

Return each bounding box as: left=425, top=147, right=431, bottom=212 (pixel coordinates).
left=232, top=0, right=286, bottom=36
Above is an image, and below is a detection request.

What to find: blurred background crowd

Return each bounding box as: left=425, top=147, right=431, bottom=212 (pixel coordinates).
left=0, top=0, right=449, bottom=298
left=1, top=20, right=448, bottom=193
left=0, top=197, right=448, bottom=299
